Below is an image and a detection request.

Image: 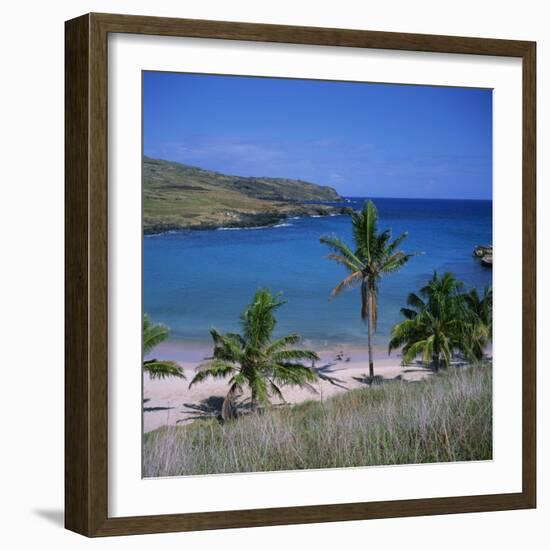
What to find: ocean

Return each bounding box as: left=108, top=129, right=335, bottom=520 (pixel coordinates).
left=143, top=198, right=492, bottom=348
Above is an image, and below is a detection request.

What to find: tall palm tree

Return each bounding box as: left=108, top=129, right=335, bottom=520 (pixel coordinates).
left=388, top=272, right=468, bottom=371
left=462, top=286, right=493, bottom=361
left=320, top=200, right=415, bottom=379
left=143, top=314, right=185, bottom=379
left=189, top=289, right=319, bottom=419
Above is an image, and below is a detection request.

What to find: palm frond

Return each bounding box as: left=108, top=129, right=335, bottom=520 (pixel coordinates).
left=388, top=319, right=418, bottom=351
left=143, top=315, right=185, bottom=380
left=270, top=349, right=319, bottom=363
left=249, top=373, right=270, bottom=407
left=209, top=328, right=245, bottom=363
left=267, top=379, right=286, bottom=403
left=402, top=339, right=430, bottom=364
left=269, top=362, right=318, bottom=386
left=329, top=270, right=362, bottom=299
left=325, top=253, right=362, bottom=273
left=320, top=236, right=364, bottom=271
left=241, top=289, right=285, bottom=347
left=387, top=231, right=409, bottom=254
left=143, top=314, right=170, bottom=354
left=373, top=229, right=392, bottom=262
left=400, top=307, right=418, bottom=320
left=381, top=251, right=415, bottom=274
left=189, top=360, right=235, bottom=388
left=227, top=372, right=247, bottom=394
left=352, top=200, right=378, bottom=262
left=265, top=334, right=301, bottom=354
left=143, top=359, right=185, bottom=380
left=406, top=292, right=425, bottom=311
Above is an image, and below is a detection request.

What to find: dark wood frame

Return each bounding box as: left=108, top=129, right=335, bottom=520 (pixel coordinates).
left=65, top=12, right=537, bottom=537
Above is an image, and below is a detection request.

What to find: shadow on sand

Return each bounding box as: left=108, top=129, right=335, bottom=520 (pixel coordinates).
left=144, top=405, right=175, bottom=412
left=352, top=366, right=432, bottom=386
left=313, top=362, right=348, bottom=389
left=352, top=374, right=394, bottom=386
left=178, top=395, right=254, bottom=423
left=143, top=398, right=175, bottom=413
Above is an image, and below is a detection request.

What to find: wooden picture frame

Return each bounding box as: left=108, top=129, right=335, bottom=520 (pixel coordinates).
left=65, top=12, right=536, bottom=537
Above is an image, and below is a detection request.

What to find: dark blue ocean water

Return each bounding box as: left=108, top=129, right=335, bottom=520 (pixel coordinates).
left=144, top=198, right=492, bottom=346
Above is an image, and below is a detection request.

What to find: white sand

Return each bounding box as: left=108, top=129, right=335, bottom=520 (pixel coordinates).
left=143, top=342, right=432, bottom=433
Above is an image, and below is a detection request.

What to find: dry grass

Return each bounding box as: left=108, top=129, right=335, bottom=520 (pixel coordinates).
left=143, top=364, right=492, bottom=477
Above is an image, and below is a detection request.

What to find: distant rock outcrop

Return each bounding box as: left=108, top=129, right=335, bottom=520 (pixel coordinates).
left=473, top=245, right=493, bottom=268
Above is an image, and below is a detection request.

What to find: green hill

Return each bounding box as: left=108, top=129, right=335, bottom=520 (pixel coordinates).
left=143, top=157, right=348, bottom=233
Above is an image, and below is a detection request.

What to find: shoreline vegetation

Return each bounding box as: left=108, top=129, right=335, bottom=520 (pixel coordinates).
left=143, top=198, right=493, bottom=474
left=143, top=157, right=352, bottom=233
left=144, top=363, right=492, bottom=476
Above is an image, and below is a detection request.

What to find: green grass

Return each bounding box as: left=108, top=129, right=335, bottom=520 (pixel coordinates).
left=143, top=157, right=347, bottom=232
left=143, top=364, right=492, bottom=477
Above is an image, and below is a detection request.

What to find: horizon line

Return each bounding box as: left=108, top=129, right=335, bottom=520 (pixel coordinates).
left=347, top=195, right=492, bottom=201
left=144, top=155, right=492, bottom=202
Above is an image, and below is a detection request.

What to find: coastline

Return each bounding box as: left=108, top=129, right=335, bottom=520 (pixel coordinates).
left=143, top=340, right=432, bottom=433
left=144, top=204, right=351, bottom=235
left=143, top=156, right=351, bottom=234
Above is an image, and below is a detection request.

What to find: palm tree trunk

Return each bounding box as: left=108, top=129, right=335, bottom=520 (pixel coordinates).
left=251, top=391, right=257, bottom=412
left=362, top=281, right=374, bottom=379
left=367, top=313, right=374, bottom=379
left=432, top=354, right=440, bottom=372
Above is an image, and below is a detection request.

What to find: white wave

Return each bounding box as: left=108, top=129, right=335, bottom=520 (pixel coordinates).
left=145, top=229, right=183, bottom=237
left=217, top=222, right=293, bottom=231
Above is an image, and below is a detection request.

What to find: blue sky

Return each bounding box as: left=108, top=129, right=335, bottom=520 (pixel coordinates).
left=143, top=72, right=492, bottom=200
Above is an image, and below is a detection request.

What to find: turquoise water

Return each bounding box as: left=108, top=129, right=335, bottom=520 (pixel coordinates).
left=144, top=198, right=492, bottom=346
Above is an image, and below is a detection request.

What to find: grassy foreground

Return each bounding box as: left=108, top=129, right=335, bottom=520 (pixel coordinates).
left=143, top=364, right=492, bottom=477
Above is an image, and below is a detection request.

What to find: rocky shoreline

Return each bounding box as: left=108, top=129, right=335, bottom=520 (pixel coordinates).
left=144, top=204, right=352, bottom=235
left=473, top=245, right=493, bottom=268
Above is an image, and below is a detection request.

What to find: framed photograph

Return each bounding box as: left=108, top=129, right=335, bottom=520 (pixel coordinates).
left=65, top=13, right=536, bottom=537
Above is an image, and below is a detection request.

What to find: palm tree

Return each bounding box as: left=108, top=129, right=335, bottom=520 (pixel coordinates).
left=388, top=272, right=468, bottom=371
left=189, top=289, right=319, bottom=419
left=462, top=286, right=493, bottom=361
left=143, top=314, right=185, bottom=379
left=320, top=200, right=415, bottom=379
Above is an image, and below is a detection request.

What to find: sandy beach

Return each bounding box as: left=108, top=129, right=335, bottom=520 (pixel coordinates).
left=143, top=341, right=432, bottom=433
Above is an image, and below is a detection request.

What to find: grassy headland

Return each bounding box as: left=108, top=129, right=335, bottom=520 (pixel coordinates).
left=143, top=363, right=492, bottom=476
left=143, top=157, right=350, bottom=233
